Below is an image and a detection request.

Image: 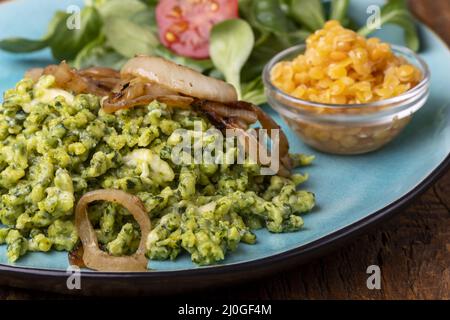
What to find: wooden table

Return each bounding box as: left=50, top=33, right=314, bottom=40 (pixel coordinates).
left=0, top=0, right=449, bottom=300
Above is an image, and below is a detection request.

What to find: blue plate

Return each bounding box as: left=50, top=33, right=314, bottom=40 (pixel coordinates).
left=0, top=0, right=449, bottom=295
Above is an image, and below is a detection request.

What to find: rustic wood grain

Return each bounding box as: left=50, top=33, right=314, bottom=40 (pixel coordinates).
left=410, top=0, right=450, bottom=45
left=0, top=0, right=449, bottom=300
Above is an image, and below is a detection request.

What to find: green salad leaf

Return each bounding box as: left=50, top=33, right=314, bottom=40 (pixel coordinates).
left=96, top=0, right=147, bottom=20
left=0, top=38, right=49, bottom=53
left=241, top=34, right=290, bottom=83
left=252, top=0, right=292, bottom=33
left=138, top=0, right=159, bottom=6
left=0, top=10, right=66, bottom=53
left=358, top=0, right=420, bottom=51
left=210, top=19, right=255, bottom=98
left=73, top=35, right=126, bottom=69
left=103, top=18, right=159, bottom=58
left=289, top=0, right=326, bottom=31
left=132, top=9, right=157, bottom=30
left=242, top=77, right=266, bottom=105
left=50, top=6, right=103, bottom=61
left=330, top=0, right=350, bottom=23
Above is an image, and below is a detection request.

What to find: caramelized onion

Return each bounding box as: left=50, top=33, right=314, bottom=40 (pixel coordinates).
left=121, top=56, right=238, bottom=103
left=43, top=62, right=88, bottom=93
left=196, top=100, right=292, bottom=176
left=103, top=94, right=193, bottom=113
left=78, top=67, right=120, bottom=79
left=236, top=101, right=292, bottom=170
left=75, top=189, right=151, bottom=272
left=198, top=100, right=258, bottom=125
left=29, top=62, right=121, bottom=97
left=25, top=68, right=44, bottom=82
left=68, top=244, right=86, bottom=268
left=78, top=67, right=121, bottom=93
left=102, top=79, right=194, bottom=113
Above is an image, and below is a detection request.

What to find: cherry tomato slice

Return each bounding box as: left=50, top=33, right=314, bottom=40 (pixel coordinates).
left=156, top=0, right=239, bottom=59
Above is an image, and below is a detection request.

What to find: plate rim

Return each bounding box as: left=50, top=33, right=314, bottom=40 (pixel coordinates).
left=0, top=0, right=449, bottom=290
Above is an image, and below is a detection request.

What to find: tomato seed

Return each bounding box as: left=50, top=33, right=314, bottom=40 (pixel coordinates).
left=210, top=2, right=219, bottom=11
left=165, top=32, right=177, bottom=43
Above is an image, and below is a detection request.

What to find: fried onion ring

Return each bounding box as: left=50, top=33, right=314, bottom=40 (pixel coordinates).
left=75, top=189, right=151, bottom=272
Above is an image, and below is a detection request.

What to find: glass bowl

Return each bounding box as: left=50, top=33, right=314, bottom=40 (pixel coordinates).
left=263, top=44, right=431, bottom=155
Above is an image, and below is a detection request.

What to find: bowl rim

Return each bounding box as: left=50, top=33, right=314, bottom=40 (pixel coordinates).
left=263, top=44, right=431, bottom=110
